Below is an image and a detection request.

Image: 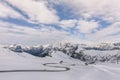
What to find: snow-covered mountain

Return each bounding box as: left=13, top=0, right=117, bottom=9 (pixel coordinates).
left=0, top=43, right=120, bottom=80
left=4, top=42, right=120, bottom=64
left=1, top=42, right=120, bottom=80
left=85, top=43, right=120, bottom=50
left=114, top=42, right=120, bottom=46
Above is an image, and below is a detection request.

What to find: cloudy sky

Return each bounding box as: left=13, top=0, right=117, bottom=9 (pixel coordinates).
left=0, top=0, right=120, bottom=45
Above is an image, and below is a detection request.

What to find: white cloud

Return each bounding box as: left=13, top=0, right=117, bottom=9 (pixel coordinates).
left=53, top=0, right=120, bottom=23
left=86, top=22, right=120, bottom=42
left=7, top=0, right=59, bottom=24
left=59, top=19, right=99, bottom=34
left=53, top=0, right=120, bottom=42
left=79, top=0, right=120, bottom=22
left=59, top=19, right=77, bottom=29
left=0, top=0, right=120, bottom=44
left=0, top=2, right=23, bottom=19
left=76, top=20, right=99, bottom=33
left=0, top=21, right=94, bottom=45
left=0, top=21, right=72, bottom=45
left=89, top=22, right=120, bottom=38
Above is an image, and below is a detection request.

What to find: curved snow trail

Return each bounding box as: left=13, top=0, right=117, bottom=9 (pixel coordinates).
left=0, top=63, right=71, bottom=73
left=43, top=63, right=70, bottom=71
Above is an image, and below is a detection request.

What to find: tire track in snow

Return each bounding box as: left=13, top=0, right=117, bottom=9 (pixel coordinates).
left=0, top=63, right=71, bottom=73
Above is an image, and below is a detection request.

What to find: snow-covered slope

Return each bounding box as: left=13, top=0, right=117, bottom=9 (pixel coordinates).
left=0, top=46, right=120, bottom=80
left=4, top=43, right=120, bottom=64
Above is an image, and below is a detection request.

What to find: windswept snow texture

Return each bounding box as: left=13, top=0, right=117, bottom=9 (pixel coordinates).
left=0, top=43, right=120, bottom=80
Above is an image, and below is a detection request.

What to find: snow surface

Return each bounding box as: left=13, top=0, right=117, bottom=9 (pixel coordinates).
left=0, top=47, right=120, bottom=80
left=84, top=50, right=120, bottom=56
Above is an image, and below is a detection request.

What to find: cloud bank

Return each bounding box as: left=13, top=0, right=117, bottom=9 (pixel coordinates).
left=0, top=0, right=119, bottom=45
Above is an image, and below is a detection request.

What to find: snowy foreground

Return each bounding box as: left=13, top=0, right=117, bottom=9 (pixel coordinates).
left=0, top=47, right=120, bottom=80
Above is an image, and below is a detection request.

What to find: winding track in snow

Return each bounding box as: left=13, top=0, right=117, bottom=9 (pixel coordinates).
left=0, top=63, right=74, bottom=73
